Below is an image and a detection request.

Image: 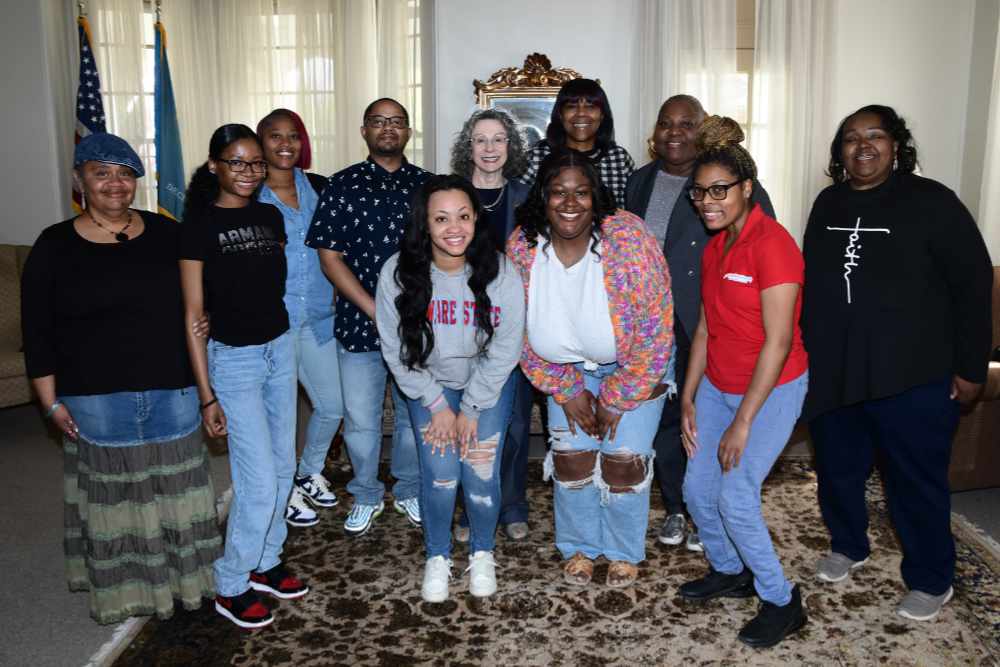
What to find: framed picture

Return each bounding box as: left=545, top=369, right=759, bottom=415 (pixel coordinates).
left=474, top=53, right=592, bottom=146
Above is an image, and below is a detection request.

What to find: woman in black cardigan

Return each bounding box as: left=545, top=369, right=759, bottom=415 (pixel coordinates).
left=802, top=105, right=992, bottom=622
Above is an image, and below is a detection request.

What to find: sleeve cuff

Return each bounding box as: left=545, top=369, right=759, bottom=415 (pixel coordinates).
left=424, top=392, right=449, bottom=414
left=459, top=403, right=482, bottom=420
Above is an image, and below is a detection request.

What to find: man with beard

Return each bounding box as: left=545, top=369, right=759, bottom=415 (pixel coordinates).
left=306, top=98, right=429, bottom=536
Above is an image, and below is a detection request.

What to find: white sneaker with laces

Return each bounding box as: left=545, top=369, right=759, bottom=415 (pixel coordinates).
left=295, top=473, right=338, bottom=508
left=285, top=487, right=319, bottom=527
left=466, top=550, right=497, bottom=598
left=422, top=555, right=453, bottom=603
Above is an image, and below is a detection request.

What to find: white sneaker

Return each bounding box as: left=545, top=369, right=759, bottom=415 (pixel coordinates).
left=295, top=473, right=338, bottom=508
left=285, top=487, right=319, bottom=527
left=466, top=550, right=497, bottom=598
left=422, top=555, right=453, bottom=603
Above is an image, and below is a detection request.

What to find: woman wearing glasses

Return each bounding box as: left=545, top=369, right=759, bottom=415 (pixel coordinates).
left=677, top=117, right=808, bottom=648
left=180, top=124, right=307, bottom=629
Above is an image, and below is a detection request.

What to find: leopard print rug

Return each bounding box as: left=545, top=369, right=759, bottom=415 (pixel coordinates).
left=115, top=460, right=1000, bottom=666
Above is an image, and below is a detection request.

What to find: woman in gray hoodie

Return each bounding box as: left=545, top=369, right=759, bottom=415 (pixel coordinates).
left=376, top=174, right=525, bottom=603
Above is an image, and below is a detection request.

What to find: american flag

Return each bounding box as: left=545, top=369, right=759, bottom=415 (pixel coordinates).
left=73, top=16, right=107, bottom=213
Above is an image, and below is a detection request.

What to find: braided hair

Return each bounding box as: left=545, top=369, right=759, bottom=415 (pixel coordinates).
left=691, top=115, right=757, bottom=182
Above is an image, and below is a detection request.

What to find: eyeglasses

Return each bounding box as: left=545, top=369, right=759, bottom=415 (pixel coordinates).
left=217, top=158, right=268, bottom=174
left=471, top=135, right=509, bottom=148
left=688, top=179, right=743, bottom=201
left=365, top=115, right=409, bottom=129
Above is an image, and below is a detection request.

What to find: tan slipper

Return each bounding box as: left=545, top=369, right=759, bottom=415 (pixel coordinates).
left=563, top=552, right=594, bottom=586
left=607, top=560, right=638, bottom=588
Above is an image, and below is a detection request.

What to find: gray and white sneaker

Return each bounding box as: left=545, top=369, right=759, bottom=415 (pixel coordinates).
left=658, top=513, right=687, bottom=545
left=285, top=487, right=319, bottom=527
left=686, top=531, right=704, bottom=552
left=897, top=587, right=953, bottom=621
left=454, top=524, right=470, bottom=543
left=816, top=552, right=868, bottom=583
left=344, top=501, right=384, bottom=536
left=394, top=497, right=422, bottom=527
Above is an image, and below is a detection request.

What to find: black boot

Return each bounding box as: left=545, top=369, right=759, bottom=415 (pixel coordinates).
left=738, top=584, right=807, bottom=648
left=679, top=567, right=754, bottom=600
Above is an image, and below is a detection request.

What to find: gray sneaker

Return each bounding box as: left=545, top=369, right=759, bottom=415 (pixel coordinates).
left=897, top=587, right=953, bottom=621
left=816, top=552, right=868, bottom=583
left=658, top=514, right=686, bottom=545
left=685, top=531, right=703, bottom=553
left=454, top=525, right=470, bottom=544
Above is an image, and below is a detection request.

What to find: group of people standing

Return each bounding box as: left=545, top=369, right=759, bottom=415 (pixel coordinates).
left=22, top=75, right=992, bottom=651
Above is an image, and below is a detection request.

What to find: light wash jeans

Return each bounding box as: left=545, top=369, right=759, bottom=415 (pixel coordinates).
left=337, top=344, right=419, bottom=506
left=546, top=363, right=665, bottom=564
left=683, top=372, right=808, bottom=606
left=60, top=386, right=200, bottom=446
left=291, top=324, right=344, bottom=477
left=408, top=374, right=516, bottom=558
left=208, top=332, right=297, bottom=597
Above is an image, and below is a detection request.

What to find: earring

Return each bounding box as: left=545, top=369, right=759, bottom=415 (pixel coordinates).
left=647, top=137, right=656, bottom=160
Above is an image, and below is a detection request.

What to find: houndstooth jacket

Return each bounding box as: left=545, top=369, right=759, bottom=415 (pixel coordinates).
left=519, top=141, right=635, bottom=208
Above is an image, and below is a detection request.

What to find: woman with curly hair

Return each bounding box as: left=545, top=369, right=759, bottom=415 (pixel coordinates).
left=449, top=108, right=535, bottom=542
left=508, top=150, right=673, bottom=589
left=804, top=105, right=992, bottom=622
left=375, top=174, right=525, bottom=603
left=677, top=117, right=808, bottom=648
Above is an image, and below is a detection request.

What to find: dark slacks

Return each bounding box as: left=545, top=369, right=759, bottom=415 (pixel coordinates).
left=809, top=379, right=960, bottom=595
left=652, top=321, right=691, bottom=515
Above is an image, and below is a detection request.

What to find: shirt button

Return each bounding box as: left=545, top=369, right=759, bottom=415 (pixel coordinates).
left=688, top=270, right=695, bottom=276
left=691, top=241, right=697, bottom=246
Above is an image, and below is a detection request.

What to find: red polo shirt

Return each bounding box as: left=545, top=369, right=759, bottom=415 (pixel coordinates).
left=701, top=204, right=808, bottom=394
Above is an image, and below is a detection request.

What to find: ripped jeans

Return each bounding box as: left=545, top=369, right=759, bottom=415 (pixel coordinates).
left=545, top=363, right=666, bottom=564
left=407, top=374, right=516, bottom=559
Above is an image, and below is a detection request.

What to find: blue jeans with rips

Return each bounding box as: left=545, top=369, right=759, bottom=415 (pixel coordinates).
left=291, top=324, right=344, bottom=477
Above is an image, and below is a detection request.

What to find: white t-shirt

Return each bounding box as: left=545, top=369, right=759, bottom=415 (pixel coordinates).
left=527, top=244, right=617, bottom=370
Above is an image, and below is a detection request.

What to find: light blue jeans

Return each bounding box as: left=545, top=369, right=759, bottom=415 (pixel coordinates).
left=683, top=372, right=808, bottom=606
left=337, top=344, right=419, bottom=506
left=546, top=363, right=665, bottom=564
left=209, top=332, right=297, bottom=597
left=291, top=324, right=344, bottom=477
left=408, top=374, right=516, bottom=558
left=60, top=387, right=200, bottom=446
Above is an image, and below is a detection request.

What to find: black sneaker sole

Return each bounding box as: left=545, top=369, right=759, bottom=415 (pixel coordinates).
left=249, top=580, right=310, bottom=600
left=723, top=581, right=758, bottom=598
left=301, top=494, right=338, bottom=509
left=738, top=613, right=807, bottom=648
left=679, top=576, right=755, bottom=601
left=215, top=601, right=274, bottom=629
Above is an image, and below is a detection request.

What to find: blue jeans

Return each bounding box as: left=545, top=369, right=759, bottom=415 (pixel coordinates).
left=408, top=374, right=516, bottom=558
left=208, top=332, right=297, bottom=597
left=683, top=372, right=808, bottom=606
left=546, top=363, right=665, bottom=564
left=337, top=344, right=419, bottom=505
left=61, top=387, right=200, bottom=446
left=291, top=324, right=344, bottom=477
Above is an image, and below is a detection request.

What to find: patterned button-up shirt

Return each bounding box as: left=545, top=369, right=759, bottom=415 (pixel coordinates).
left=305, top=158, right=429, bottom=352
left=519, top=141, right=635, bottom=208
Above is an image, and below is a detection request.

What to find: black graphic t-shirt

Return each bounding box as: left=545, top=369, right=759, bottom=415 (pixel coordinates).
left=179, top=201, right=290, bottom=346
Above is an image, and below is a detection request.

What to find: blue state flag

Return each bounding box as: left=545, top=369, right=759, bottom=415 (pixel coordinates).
left=154, top=21, right=184, bottom=221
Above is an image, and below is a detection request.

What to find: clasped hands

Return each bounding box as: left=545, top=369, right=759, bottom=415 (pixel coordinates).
left=561, top=390, right=623, bottom=442
left=423, top=407, right=478, bottom=459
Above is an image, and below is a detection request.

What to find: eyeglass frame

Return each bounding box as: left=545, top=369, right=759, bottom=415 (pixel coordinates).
left=364, top=115, right=409, bottom=129
left=216, top=158, right=268, bottom=174
left=688, top=179, right=744, bottom=201
left=471, top=135, right=510, bottom=148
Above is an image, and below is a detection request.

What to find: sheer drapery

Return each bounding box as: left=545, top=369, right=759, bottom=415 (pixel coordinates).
left=979, top=16, right=1000, bottom=262
left=748, top=0, right=832, bottom=242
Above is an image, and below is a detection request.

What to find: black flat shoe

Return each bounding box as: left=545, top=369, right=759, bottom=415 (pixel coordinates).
left=679, top=568, right=754, bottom=600
left=738, top=584, right=807, bottom=648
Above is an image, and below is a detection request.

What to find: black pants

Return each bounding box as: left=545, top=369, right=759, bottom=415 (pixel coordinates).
left=652, top=321, right=691, bottom=516
left=809, top=379, right=960, bottom=595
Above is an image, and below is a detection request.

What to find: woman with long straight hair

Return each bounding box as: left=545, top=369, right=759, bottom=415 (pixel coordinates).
left=375, top=174, right=525, bottom=603
left=180, top=124, right=308, bottom=629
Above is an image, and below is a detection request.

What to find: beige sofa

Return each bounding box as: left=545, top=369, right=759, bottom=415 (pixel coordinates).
left=0, top=244, right=33, bottom=408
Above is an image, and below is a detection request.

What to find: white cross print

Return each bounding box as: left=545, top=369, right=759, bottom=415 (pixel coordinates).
left=825, top=216, right=891, bottom=304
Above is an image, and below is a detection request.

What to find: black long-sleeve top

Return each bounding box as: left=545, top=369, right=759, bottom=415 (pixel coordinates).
left=21, top=211, right=193, bottom=396
left=801, top=172, right=993, bottom=421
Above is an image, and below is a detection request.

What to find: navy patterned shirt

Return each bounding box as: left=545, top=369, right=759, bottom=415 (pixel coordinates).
left=305, top=158, right=429, bottom=352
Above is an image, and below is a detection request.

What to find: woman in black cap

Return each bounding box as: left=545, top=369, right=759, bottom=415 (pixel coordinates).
left=20, top=132, right=222, bottom=624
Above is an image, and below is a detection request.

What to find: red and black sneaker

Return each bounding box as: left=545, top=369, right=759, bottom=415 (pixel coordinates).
left=215, top=589, right=273, bottom=629
left=249, top=563, right=310, bottom=599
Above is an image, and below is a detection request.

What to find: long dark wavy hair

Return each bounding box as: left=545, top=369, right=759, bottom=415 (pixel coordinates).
left=827, top=104, right=919, bottom=184
left=182, top=124, right=261, bottom=221
left=514, top=149, right=616, bottom=257
left=394, top=174, right=499, bottom=370
left=545, top=78, right=616, bottom=156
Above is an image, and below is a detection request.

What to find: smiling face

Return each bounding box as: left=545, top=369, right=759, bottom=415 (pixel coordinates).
left=653, top=98, right=702, bottom=176
left=75, top=161, right=137, bottom=216
left=545, top=167, right=595, bottom=242
left=840, top=111, right=898, bottom=190
left=261, top=116, right=301, bottom=171
left=691, top=162, right=752, bottom=234
left=559, top=97, right=604, bottom=152
left=361, top=99, right=411, bottom=158
left=470, top=118, right=509, bottom=179
left=427, top=188, right=476, bottom=265
left=210, top=138, right=266, bottom=202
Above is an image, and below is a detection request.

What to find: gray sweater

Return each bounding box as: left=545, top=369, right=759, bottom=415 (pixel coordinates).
left=376, top=252, right=525, bottom=419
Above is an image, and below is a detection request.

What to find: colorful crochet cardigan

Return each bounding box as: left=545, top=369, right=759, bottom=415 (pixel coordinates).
left=506, top=210, right=674, bottom=413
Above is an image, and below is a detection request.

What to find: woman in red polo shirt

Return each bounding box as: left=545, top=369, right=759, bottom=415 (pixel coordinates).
left=677, top=117, right=809, bottom=649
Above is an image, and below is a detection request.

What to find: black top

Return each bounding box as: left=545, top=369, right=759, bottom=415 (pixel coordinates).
left=305, top=158, right=429, bottom=352
left=801, top=172, right=993, bottom=421
left=179, top=201, right=289, bottom=346
left=476, top=186, right=510, bottom=253
left=21, top=211, right=194, bottom=396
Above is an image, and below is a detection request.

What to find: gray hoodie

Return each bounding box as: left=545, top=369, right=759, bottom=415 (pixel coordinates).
left=376, top=252, right=525, bottom=419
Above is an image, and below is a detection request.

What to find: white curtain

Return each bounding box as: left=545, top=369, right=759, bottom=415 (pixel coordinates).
left=748, top=0, right=832, bottom=242
left=635, top=0, right=739, bottom=161
left=979, top=15, right=1000, bottom=263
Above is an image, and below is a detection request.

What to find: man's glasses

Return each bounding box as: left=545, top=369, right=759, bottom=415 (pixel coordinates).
left=217, top=158, right=268, bottom=174
left=688, top=180, right=742, bottom=201
left=365, top=115, right=409, bottom=129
